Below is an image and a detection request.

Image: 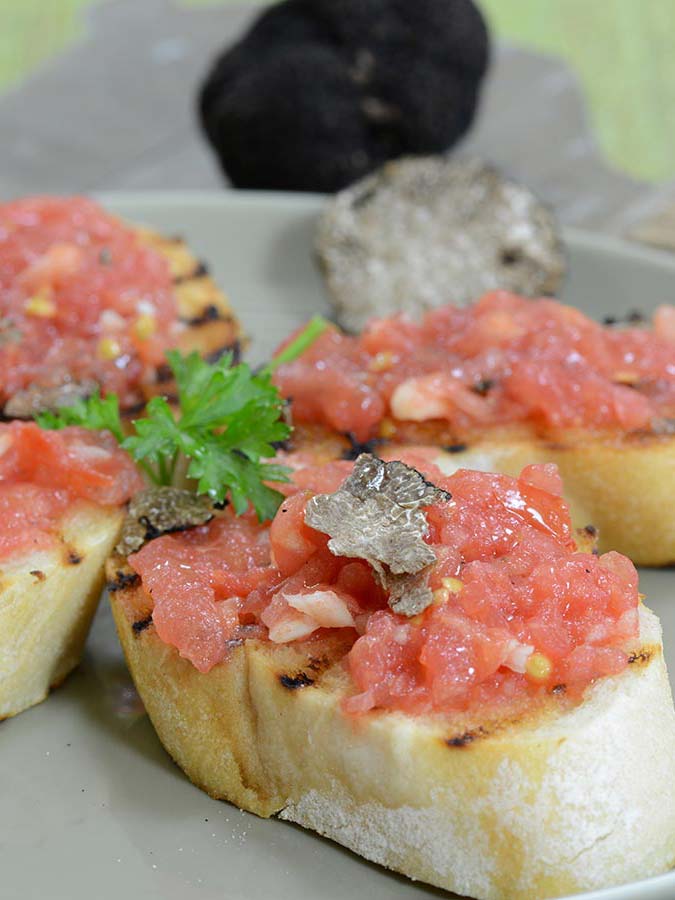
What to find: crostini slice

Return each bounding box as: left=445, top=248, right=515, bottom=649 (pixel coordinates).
left=1, top=502, right=124, bottom=719
left=0, top=197, right=240, bottom=716
left=0, top=422, right=143, bottom=719
left=109, top=595, right=675, bottom=900
left=107, top=453, right=675, bottom=900
left=273, top=292, right=675, bottom=565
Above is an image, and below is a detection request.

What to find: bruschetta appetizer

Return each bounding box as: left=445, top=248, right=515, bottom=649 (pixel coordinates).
left=273, top=291, right=675, bottom=565
left=0, top=421, right=142, bottom=719
left=108, top=451, right=675, bottom=900
left=0, top=195, right=239, bottom=418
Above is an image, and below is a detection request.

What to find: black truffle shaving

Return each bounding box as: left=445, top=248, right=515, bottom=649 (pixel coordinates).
left=341, top=432, right=384, bottom=461
left=199, top=0, right=490, bottom=192
left=443, top=443, right=468, bottom=454
left=116, top=487, right=214, bottom=557
left=304, top=453, right=450, bottom=616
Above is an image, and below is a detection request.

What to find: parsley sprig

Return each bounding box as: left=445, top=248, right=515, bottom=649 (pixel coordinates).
left=38, top=390, right=125, bottom=444
left=36, top=315, right=329, bottom=521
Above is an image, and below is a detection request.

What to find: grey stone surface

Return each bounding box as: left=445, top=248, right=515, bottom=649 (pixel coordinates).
left=0, top=0, right=254, bottom=194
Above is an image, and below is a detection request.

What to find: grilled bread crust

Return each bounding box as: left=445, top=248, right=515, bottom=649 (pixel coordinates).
left=0, top=503, right=124, bottom=719
left=135, top=227, right=243, bottom=402
left=429, top=432, right=675, bottom=567
left=109, top=558, right=675, bottom=900
left=291, top=424, right=675, bottom=566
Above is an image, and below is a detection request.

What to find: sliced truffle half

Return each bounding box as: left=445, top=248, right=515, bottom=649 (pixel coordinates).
left=316, top=155, right=566, bottom=332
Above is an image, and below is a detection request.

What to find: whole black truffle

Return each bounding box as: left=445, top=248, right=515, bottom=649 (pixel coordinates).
left=199, top=0, right=490, bottom=192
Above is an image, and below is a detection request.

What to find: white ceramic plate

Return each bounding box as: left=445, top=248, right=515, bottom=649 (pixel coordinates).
left=1, top=192, right=674, bottom=900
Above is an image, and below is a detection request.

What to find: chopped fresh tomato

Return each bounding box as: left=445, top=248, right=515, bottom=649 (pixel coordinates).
left=269, top=491, right=326, bottom=576
left=0, top=421, right=142, bottom=561
left=129, top=514, right=273, bottom=672
left=130, top=454, right=640, bottom=714
left=273, top=291, right=675, bottom=439
left=0, top=196, right=180, bottom=408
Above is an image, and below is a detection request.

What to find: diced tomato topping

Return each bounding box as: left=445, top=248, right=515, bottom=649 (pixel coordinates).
left=0, top=421, right=142, bottom=560
left=274, top=328, right=385, bottom=440
left=419, top=608, right=514, bottom=710
left=0, top=483, right=71, bottom=559
left=269, top=491, right=326, bottom=576
left=129, top=515, right=273, bottom=672
left=520, top=462, right=563, bottom=496
left=0, top=196, right=180, bottom=408
left=654, top=304, right=675, bottom=342
left=273, top=292, right=675, bottom=439
left=129, top=454, right=641, bottom=715
left=342, top=611, right=429, bottom=715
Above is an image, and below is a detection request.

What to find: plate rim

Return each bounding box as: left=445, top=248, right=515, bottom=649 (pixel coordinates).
left=94, top=187, right=675, bottom=276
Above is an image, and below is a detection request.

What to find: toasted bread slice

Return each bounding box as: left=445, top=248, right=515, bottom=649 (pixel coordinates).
left=109, top=560, right=675, bottom=900
left=0, top=219, right=239, bottom=717
left=291, top=424, right=675, bottom=566
left=0, top=502, right=124, bottom=719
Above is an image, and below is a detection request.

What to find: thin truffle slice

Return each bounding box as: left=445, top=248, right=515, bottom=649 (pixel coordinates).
left=117, top=487, right=214, bottom=557
left=305, top=453, right=449, bottom=616
left=316, top=155, right=566, bottom=332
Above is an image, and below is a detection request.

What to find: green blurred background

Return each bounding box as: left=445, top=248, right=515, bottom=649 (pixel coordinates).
left=1, top=0, right=673, bottom=183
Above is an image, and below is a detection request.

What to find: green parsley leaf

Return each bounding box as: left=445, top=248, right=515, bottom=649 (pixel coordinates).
left=186, top=444, right=286, bottom=520
left=36, top=390, right=124, bottom=443
left=263, top=315, right=331, bottom=373
left=35, top=315, right=330, bottom=521
left=117, top=353, right=293, bottom=519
